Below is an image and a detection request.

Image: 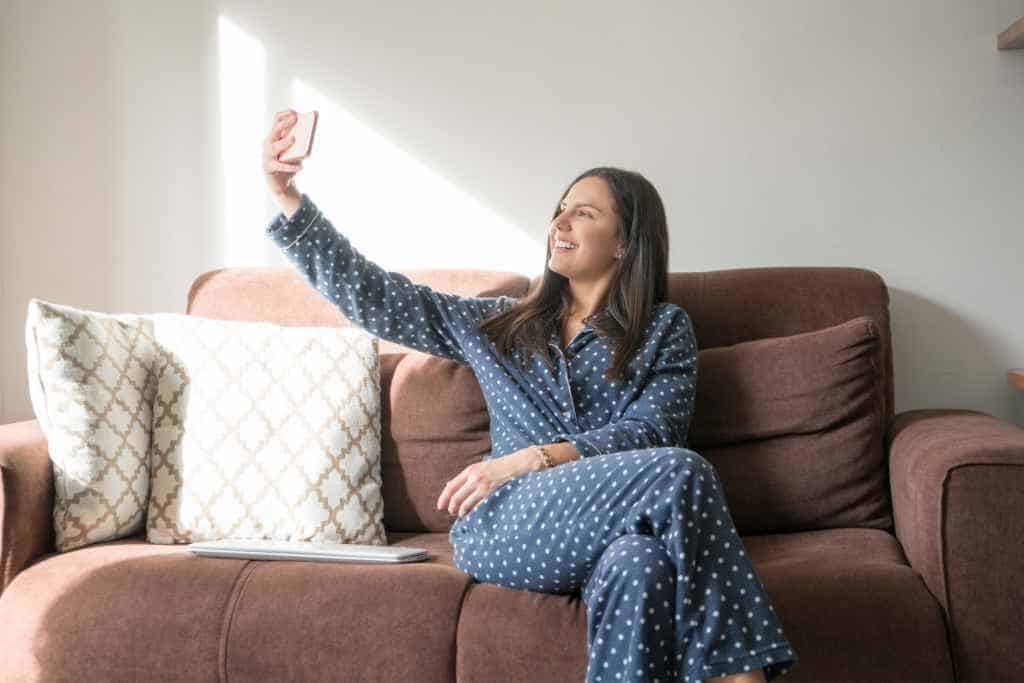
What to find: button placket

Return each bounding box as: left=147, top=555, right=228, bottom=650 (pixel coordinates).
left=549, top=342, right=577, bottom=423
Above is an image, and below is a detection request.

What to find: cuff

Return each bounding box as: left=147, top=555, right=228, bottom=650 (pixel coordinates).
left=265, top=193, right=320, bottom=250
left=553, top=432, right=600, bottom=459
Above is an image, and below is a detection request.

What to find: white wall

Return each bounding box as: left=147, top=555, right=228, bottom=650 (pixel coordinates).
left=3, top=0, right=1023, bottom=425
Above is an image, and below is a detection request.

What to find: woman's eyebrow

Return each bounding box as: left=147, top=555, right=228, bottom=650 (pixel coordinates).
left=559, top=201, right=604, bottom=213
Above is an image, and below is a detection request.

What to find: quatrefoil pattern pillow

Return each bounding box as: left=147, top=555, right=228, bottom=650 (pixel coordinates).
left=145, top=313, right=386, bottom=546
left=24, top=299, right=158, bottom=552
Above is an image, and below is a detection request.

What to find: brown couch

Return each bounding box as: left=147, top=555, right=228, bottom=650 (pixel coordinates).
left=2, top=265, right=1022, bottom=682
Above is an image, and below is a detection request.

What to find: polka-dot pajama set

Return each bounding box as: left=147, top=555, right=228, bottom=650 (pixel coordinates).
left=267, top=194, right=799, bottom=682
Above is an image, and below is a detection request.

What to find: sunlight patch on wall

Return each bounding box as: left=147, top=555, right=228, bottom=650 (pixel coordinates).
left=218, top=15, right=267, bottom=267
left=288, top=78, right=540, bottom=274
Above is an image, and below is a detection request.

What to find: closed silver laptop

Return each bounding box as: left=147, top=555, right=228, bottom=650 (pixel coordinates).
left=188, top=538, right=429, bottom=564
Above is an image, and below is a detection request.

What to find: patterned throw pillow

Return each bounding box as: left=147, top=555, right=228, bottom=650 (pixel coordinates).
left=145, top=313, right=386, bottom=546
left=24, top=299, right=157, bottom=552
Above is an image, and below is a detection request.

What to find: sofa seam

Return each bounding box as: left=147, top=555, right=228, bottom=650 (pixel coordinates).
left=451, top=575, right=475, bottom=683
left=0, top=464, right=12, bottom=593
left=865, top=320, right=893, bottom=532
left=939, top=466, right=957, bottom=683
left=218, top=560, right=259, bottom=683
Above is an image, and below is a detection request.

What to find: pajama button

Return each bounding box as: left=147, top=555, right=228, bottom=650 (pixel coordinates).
left=562, top=410, right=572, bottom=418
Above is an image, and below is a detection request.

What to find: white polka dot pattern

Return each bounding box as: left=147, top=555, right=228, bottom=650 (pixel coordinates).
left=265, top=194, right=798, bottom=682
left=266, top=194, right=698, bottom=463
left=450, top=450, right=799, bottom=682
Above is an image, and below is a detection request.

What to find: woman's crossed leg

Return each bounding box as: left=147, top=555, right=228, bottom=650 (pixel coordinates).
left=448, top=447, right=798, bottom=682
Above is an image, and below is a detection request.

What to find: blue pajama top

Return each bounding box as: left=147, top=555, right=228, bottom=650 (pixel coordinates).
left=265, top=193, right=699, bottom=462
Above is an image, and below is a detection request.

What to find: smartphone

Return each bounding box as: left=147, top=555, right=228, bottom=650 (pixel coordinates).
left=279, top=110, right=318, bottom=163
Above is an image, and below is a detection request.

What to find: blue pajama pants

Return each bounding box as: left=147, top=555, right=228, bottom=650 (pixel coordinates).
left=449, top=447, right=798, bottom=683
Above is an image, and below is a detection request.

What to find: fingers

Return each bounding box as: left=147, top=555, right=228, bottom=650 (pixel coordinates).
left=271, top=134, right=296, bottom=156
left=448, top=483, right=470, bottom=517
left=273, top=109, right=297, bottom=127
left=456, top=489, right=486, bottom=518
left=437, top=469, right=469, bottom=510
left=268, top=110, right=298, bottom=143
left=272, top=118, right=295, bottom=142
left=447, top=481, right=468, bottom=516
left=438, top=466, right=493, bottom=517
left=446, top=479, right=490, bottom=518
left=264, top=159, right=303, bottom=174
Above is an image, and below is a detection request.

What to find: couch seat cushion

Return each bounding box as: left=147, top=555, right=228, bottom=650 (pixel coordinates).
left=0, top=539, right=245, bottom=681
left=0, top=529, right=953, bottom=683
left=454, top=528, right=954, bottom=683
left=0, top=533, right=469, bottom=682
left=223, top=532, right=468, bottom=682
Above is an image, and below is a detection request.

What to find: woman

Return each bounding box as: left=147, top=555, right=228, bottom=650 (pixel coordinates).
left=262, top=109, right=798, bottom=683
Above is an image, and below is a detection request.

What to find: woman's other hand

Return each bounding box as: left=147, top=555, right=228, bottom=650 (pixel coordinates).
left=263, top=109, right=304, bottom=216
left=436, top=451, right=533, bottom=519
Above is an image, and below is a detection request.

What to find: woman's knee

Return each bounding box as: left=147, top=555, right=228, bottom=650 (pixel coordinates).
left=653, top=446, right=715, bottom=475
left=592, top=533, right=675, bottom=585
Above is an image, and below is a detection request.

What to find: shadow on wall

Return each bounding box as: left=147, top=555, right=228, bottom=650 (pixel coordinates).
left=889, top=287, right=1018, bottom=426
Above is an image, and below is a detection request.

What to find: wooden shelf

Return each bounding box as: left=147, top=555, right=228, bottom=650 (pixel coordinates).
left=998, top=16, right=1024, bottom=49
left=1009, top=369, right=1024, bottom=391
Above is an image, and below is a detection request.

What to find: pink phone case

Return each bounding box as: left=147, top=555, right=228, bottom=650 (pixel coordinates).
left=279, top=111, right=318, bottom=162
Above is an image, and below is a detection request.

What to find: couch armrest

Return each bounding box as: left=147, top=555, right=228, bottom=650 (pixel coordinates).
left=888, top=408, right=1024, bottom=683
left=0, top=419, right=54, bottom=595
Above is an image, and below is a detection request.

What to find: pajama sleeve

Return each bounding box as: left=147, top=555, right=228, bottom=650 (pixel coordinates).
left=553, top=307, right=698, bottom=458
left=265, top=193, right=514, bottom=366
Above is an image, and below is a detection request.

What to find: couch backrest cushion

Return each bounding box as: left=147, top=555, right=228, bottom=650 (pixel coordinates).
left=192, top=265, right=893, bottom=534
left=378, top=353, right=492, bottom=532
left=689, top=316, right=890, bottom=534
left=530, top=266, right=895, bottom=534
left=187, top=267, right=531, bottom=533
left=665, top=267, right=894, bottom=429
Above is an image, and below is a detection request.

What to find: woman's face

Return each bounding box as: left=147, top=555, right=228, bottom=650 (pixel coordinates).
left=547, top=176, right=623, bottom=281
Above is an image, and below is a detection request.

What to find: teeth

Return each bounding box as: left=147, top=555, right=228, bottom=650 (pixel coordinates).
left=555, top=240, right=577, bottom=249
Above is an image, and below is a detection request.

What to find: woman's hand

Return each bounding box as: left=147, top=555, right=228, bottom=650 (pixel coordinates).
left=263, top=109, right=305, bottom=212
left=436, top=450, right=537, bottom=518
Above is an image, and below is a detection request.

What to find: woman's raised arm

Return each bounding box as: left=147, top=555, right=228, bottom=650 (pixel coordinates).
left=264, top=194, right=513, bottom=365
left=261, top=110, right=512, bottom=365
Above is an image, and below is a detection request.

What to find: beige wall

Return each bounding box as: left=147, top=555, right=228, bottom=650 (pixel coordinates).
left=3, top=0, right=1023, bottom=425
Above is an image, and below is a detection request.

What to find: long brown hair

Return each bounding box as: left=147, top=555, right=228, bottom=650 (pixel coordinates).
left=479, top=166, right=670, bottom=382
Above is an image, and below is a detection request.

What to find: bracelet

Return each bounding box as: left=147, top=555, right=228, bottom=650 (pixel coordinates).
left=533, top=444, right=553, bottom=471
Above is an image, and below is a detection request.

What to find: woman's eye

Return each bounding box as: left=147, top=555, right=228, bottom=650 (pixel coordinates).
left=558, top=206, right=591, bottom=218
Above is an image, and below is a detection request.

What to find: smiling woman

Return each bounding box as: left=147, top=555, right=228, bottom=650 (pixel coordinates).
left=260, top=115, right=797, bottom=682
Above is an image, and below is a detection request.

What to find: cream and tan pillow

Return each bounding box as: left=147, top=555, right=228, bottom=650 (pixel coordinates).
left=24, top=298, right=157, bottom=552
left=25, top=298, right=387, bottom=551
left=145, top=313, right=386, bottom=546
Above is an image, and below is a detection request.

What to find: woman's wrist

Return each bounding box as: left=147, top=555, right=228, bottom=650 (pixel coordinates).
left=520, top=446, right=550, bottom=473
left=273, top=185, right=303, bottom=219
left=501, top=448, right=541, bottom=478
left=504, top=442, right=579, bottom=479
